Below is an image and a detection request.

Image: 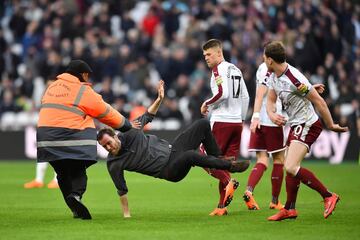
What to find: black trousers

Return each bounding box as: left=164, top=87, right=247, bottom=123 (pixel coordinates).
left=50, top=160, right=96, bottom=205
left=162, top=119, right=231, bottom=182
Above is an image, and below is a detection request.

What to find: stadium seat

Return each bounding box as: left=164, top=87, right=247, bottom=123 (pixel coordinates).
left=1, top=112, right=17, bottom=130
left=16, top=112, right=35, bottom=128
left=163, top=119, right=181, bottom=130
left=148, top=119, right=163, bottom=130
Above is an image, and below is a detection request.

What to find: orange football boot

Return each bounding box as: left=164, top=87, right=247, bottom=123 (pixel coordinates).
left=269, top=201, right=284, bottom=210
left=24, top=180, right=44, bottom=189
left=209, top=207, right=228, bottom=216
left=243, top=191, right=260, bottom=210
left=223, top=179, right=239, bottom=207
left=47, top=180, right=59, bottom=189
left=323, top=193, right=340, bottom=219
left=268, top=208, right=298, bottom=221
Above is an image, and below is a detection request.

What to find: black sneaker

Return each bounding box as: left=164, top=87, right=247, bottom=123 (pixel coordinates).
left=65, top=194, right=92, bottom=220
left=229, top=160, right=250, bottom=173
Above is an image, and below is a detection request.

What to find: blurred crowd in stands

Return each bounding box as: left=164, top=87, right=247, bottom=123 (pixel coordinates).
left=0, top=0, right=359, bottom=136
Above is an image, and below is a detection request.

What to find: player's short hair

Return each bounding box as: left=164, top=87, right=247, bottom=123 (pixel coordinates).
left=97, top=128, right=116, bottom=141
left=202, top=39, right=222, bottom=51
left=264, top=41, right=286, bottom=63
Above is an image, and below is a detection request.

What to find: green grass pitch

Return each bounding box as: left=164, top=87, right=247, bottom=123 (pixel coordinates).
left=0, top=161, right=359, bottom=240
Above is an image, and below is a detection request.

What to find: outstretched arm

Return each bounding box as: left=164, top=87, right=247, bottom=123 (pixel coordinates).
left=108, top=166, right=131, bottom=218
left=83, top=87, right=135, bottom=132
left=132, top=80, right=165, bottom=128
left=148, top=80, right=165, bottom=115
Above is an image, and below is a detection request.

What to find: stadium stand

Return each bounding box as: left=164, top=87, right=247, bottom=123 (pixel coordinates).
left=0, top=0, right=359, bottom=136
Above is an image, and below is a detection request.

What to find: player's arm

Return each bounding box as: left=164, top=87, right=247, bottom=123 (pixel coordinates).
left=201, top=68, right=229, bottom=115
left=357, top=115, right=360, bottom=137
left=240, top=77, right=250, bottom=121
left=250, top=84, right=267, bottom=133
left=266, top=89, right=286, bottom=126
left=313, top=84, right=325, bottom=94
left=306, top=88, right=348, bottom=132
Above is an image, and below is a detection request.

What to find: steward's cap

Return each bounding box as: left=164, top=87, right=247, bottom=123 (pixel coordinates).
left=66, top=60, right=93, bottom=74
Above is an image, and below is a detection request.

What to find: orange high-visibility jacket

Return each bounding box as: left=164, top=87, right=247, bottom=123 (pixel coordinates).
left=37, top=73, right=124, bottom=162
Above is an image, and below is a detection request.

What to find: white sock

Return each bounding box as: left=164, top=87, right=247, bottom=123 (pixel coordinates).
left=35, top=162, right=48, bottom=183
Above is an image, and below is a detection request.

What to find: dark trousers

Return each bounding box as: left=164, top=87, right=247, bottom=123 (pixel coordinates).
left=162, top=119, right=231, bottom=182
left=50, top=160, right=96, bottom=206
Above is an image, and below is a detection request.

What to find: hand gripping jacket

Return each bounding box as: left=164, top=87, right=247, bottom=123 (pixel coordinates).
left=37, top=73, right=124, bottom=162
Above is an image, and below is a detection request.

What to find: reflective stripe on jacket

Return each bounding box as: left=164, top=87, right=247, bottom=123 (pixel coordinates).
left=37, top=73, right=124, bottom=162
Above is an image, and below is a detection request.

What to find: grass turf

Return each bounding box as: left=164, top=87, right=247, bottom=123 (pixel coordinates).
left=0, top=161, right=359, bottom=240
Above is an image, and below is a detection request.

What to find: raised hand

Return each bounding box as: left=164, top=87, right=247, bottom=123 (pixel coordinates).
left=313, top=84, right=325, bottom=94
left=157, top=80, right=164, bottom=101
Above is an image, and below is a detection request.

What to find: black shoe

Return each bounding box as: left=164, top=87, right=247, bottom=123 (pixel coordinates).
left=229, top=160, right=250, bottom=173
left=65, top=194, right=92, bottom=220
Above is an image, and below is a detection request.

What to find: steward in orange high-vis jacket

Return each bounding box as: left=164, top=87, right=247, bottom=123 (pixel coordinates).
left=37, top=60, right=133, bottom=220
